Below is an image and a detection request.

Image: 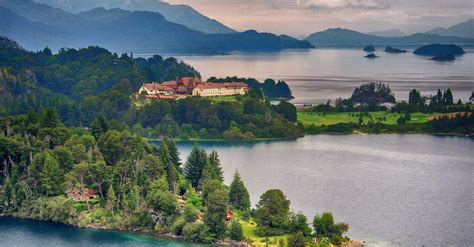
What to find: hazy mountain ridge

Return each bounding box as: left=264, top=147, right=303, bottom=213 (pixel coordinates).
left=426, top=19, right=474, bottom=39
left=33, top=0, right=236, bottom=34
left=366, top=29, right=406, bottom=37
left=305, top=28, right=474, bottom=47
left=0, top=3, right=312, bottom=54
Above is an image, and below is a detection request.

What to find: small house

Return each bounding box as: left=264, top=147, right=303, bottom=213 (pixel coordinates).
left=66, top=188, right=98, bottom=201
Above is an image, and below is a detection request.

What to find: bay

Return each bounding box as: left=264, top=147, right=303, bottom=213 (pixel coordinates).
left=165, top=49, right=474, bottom=104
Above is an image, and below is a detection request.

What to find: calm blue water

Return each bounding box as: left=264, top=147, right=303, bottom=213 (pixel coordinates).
left=0, top=217, right=200, bottom=247
left=169, top=49, right=474, bottom=104
left=2, top=135, right=473, bottom=246
left=165, top=135, right=473, bottom=246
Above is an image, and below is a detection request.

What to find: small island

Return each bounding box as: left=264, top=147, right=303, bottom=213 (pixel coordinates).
left=365, top=53, right=378, bottom=59
left=413, top=44, right=465, bottom=61
left=363, top=45, right=375, bottom=52
left=384, top=46, right=407, bottom=53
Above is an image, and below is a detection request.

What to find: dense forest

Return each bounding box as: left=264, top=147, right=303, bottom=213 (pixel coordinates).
left=0, top=36, right=303, bottom=140
left=0, top=113, right=348, bottom=245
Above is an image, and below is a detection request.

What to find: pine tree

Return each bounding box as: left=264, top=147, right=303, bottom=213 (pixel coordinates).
left=183, top=145, right=207, bottom=188
left=208, top=151, right=224, bottom=181
left=159, top=141, right=178, bottom=193
left=228, top=171, right=251, bottom=211
left=40, top=153, right=63, bottom=196
left=91, top=113, right=109, bottom=140
left=164, top=138, right=181, bottom=171
left=443, top=89, right=454, bottom=105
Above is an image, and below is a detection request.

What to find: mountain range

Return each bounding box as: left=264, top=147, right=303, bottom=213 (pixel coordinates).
left=33, top=0, right=236, bottom=34
left=426, top=19, right=474, bottom=39
left=0, top=0, right=312, bottom=54
left=366, top=29, right=406, bottom=37
left=305, top=28, right=474, bottom=47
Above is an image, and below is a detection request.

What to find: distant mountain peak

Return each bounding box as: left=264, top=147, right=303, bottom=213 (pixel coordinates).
left=33, top=0, right=236, bottom=34
left=426, top=19, right=474, bottom=39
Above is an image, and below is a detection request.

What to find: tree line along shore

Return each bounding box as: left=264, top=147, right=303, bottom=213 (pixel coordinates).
left=0, top=112, right=353, bottom=247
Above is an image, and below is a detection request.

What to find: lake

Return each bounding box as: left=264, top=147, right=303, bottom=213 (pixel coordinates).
left=167, top=135, right=473, bottom=246
left=0, top=217, right=200, bottom=247
left=2, top=135, right=473, bottom=246
left=166, top=48, right=474, bottom=104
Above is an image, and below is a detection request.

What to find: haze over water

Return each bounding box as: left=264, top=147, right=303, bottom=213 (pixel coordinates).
left=170, top=48, right=474, bottom=104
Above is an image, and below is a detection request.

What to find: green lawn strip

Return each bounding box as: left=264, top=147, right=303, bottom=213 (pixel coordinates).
left=297, top=111, right=434, bottom=126
left=240, top=218, right=289, bottom=246
left=207, top=95, right=239, bottom=102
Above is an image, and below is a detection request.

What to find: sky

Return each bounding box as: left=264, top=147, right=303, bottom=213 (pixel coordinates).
left=164, top=0, right=474, bottom=37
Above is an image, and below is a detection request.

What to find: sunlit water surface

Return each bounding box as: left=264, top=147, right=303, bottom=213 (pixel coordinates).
left=157, top=48, right=474, bottom=104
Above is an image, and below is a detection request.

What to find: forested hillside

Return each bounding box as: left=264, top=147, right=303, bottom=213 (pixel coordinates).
left=0, top=37, right=303, bottom=140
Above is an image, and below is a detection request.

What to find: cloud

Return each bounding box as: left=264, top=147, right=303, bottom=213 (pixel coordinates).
left=164, top=0, right=474, bottom=36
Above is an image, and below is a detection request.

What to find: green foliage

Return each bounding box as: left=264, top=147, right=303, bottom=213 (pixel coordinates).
left=203, top=180, right=228, bottom=239
left=183, top=145, right=207, bottom=188
left=228, top=171, right=251, bottom=212
left=182, top=222, right=213, bottom=243
left=147, top=176, right=178, bottom=220
left=287, top=232, right=305, bottom=247
left=158, top=141, right=178, bottom=193
left=91, top=113, right=109, bottom=140
left=289, top=212, right=312, bottom=237
left=276, top=101, right=297, bottom=122
left=228, top=219, right=244, bottom=241
left=200, top=151, right=224, bottom=185
left=185, top=188, right=203, bottom=209
left=184, top=204, right=198, bottom=222
left=171, top=217, right=187, bottom=235
left=255, top=189, right=291, bottom=236
left=313, top=212, right=349, bottom=244
left=40, top=153, right=63, bottom=196
left=351, top=82, right=395, bottom=105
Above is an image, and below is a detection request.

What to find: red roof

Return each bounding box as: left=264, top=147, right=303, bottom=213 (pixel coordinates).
left=143, top=83, right=174, bottom=92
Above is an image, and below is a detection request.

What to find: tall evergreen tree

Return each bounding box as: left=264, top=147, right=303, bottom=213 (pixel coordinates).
left=203, top=180, right=228, bottom=240
left=207, top=151, right=224, bottom=181
left=164, top=137, right=181, bottom=171
left=443, top=89, right=454, bottom=105
left=183, top=145, right=207, bottom=188
left=408, top=89, right=422, bottom=106
left=91, top=113, right=109, bottom=140
left=228, top=171, right=250, bottom=211
left=159, top=141, right=178, bottom=193
left=40, top=153, right=63, bottom=196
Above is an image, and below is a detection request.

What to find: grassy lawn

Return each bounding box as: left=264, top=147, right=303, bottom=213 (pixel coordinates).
left=207, top=95, right=240, bottom=102
left=240, top=219, right=289, bottom=246
left=297, top=111, right=434, bottom=126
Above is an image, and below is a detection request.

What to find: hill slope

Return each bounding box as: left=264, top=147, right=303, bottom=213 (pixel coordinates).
left=0, top=3, right=312, bottom=54
left=426, top=19, right=474, bottom=39
left=305, top=28, right=474, bottom=47
left=33, top=0, right=236, bottom=34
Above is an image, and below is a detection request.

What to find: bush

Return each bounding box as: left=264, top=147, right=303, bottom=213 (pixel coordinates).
left=228, top=220, right=244, bottom=241
left=183, top=204, right=198, bottom=222
left=287, top=232, right=305, bottom=247
left=182, top=222, right=213, bottom=243
left=171, top=218, right=186, bottom=235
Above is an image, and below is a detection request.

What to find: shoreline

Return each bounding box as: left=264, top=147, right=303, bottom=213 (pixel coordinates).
left=0, top=215, right=205, bottom=246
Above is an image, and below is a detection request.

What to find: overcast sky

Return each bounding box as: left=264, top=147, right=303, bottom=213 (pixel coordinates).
left=164, top=0, right=474, bottom=37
